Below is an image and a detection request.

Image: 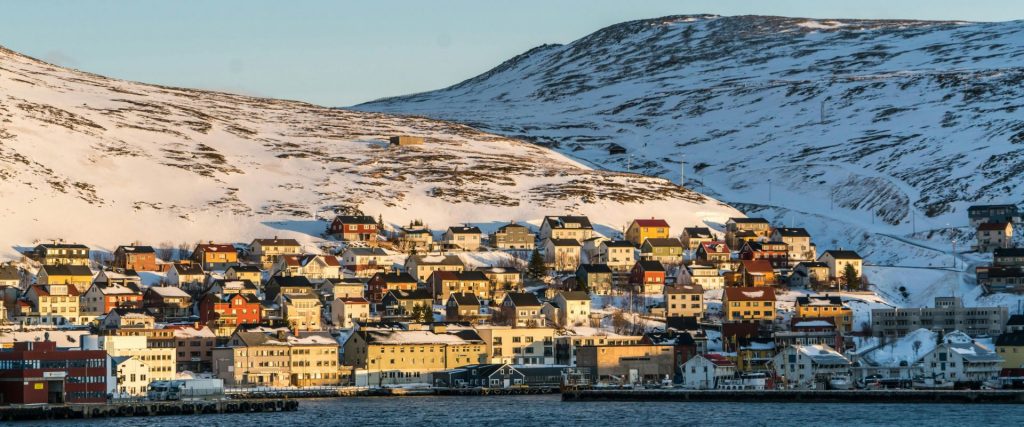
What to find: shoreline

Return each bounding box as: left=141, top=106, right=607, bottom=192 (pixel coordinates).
left=561, top=389, right=1024, bottom=404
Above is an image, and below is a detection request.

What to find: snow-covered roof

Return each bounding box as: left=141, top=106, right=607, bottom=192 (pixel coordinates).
left=148, top=286, right=190, bottom=298
left=360, top=329, right=483, bottom=345
left=795, top=345, right=850, bottom=366
left=171, top=326, right=217, bottom=339
left=0, top=330, right=89, bottom=348
left=793, top=320, right=833, bottom=328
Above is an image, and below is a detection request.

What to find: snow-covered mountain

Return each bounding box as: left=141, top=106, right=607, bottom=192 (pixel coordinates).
left=358, top=15, right=1024, bottom=265
left=0, top=45, right=740, bottom=259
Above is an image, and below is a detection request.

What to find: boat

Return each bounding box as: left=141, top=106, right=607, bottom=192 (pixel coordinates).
left=828, top=374, right=853, bottom=390
left=912, top=377, right=954, bottom=390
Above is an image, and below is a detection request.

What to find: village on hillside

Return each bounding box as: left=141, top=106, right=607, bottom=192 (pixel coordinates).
left=1, top=202, right=1023, bottom=405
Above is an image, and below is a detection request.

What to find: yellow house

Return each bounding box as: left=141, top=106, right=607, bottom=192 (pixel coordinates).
left=225, top=265, right=262, bottom=286
left=625, top=219, right=671, bottom=247
left=36, top=264, right=93, bottom=293
left=213, top=330, right=340, bottom=387
left=736, top=339, right=776, bottom=373
left=278, top=293, right=323, bottom=331
left=664, top=284, right=704, bottom=320
left=723, top=287, right=776, bottom=322
left=474, top=325, right=556, bottom=365
left=795, top=295, right=853, bottom=332
left=95, top=335, right=176, bottom=381
left=996, top=331, right=1024, bottom=369
left=342, top=324, right=486, bottom=384
left=20, top=284, right=83, bottom=325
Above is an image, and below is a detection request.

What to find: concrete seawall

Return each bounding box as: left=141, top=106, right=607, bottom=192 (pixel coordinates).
left=562, top=389, right=1024, bottom=404
left=0, top=398, right=299, bottom=421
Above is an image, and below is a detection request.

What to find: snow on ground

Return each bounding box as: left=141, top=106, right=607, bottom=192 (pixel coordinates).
left=795, top=20, right=847, bottom=30
left=850, top=328, right=937, bottom=365
left=456, top=251, right=525, bottom=269
left=0, top=45, right=741, bottom=261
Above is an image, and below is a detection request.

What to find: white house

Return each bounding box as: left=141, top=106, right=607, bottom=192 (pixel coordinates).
left=331, top=297, right=370, bottom=329
left=817, top=250, right=863, bottom=282
left=550, top=291, right=591, bottom=327
left=443, top=226, right=483, bottom=251
left=919, top=334, right=1003, bottom=385
left=595, top=240, right=635, bottom=272
left=544, top=238, right=581, bottom=272
left=682, top=354, right=736, bottom=390
left=772, top=344, right=851, bottom=389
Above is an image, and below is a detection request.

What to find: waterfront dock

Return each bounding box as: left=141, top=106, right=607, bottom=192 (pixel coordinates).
left=0, top=398, right=299, bottom=421
left=434, top=386, right=559, bottom=396
left=561, top=389, right=1024, bottom=404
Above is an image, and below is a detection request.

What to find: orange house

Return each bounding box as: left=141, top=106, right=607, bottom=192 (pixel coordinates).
left=113, top=245, right=159, bottom=271
left=736, top=259, right=776, bottom=287
left=190, top=243, right=239, bottom=270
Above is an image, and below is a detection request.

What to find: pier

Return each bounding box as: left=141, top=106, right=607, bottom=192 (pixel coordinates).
left=561, top=389, right=1024, bottom=404
left=0, top=398, right=299, bottom=421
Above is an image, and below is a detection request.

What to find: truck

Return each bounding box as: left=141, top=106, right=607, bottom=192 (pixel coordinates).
left=147, top=378, right=224, bottom=401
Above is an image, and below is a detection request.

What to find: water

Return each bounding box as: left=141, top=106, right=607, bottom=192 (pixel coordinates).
left=15, top=395, right=1024, bottom=426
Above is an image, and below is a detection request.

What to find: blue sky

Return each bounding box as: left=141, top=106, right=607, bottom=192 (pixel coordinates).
left=1, top=1, right=1022, bottom=106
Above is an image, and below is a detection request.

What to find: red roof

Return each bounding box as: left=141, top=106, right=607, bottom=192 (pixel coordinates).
left=724, top=286, right=776, bottom=301
left=338, top=297, right=369, bottom=304
left=282, top=254, right=340, bottom=267
left=703, top=353, right=735, bottom=367
left=430, top=270, right=459, bottom=281
left=979, top=222, right=1010, bottom=231
left=701, top=241, right=730, bottom=254
left=634, top=218, right=670, bottom=228
left=741, top=259, right=774, bottom=274
left=30, top=284, right=81, bottom=297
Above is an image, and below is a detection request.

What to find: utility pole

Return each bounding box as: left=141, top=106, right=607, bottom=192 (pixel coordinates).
left=680, top=155, right=685, bottom=187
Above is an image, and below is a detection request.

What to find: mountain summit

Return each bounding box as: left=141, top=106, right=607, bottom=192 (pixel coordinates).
left=358, top=15, right=1024, bottom=239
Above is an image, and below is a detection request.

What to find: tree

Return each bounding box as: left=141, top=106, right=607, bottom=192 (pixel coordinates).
left=526, top=249, right=548, bottom=282
left=156, top=241, right=175, bottom=262
left=410, top=304, right=432, bottom=323
left=843, top=264, right=860, bottom=290
left=936, top=329, right=945, bottom=345
left=377, top=214, right=385, bottom=232
left=178, top=242, right=192, bottom=261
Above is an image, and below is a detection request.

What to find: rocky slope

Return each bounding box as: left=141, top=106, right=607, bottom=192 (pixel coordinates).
left=358, top=15, right=1024, bottom=264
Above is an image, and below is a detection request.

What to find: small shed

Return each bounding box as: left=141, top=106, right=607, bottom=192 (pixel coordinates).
left=390, top=136, right=425, bottom=146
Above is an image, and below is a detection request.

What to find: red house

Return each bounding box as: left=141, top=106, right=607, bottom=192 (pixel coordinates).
left=629, top=260, right=666, bottom=294
left=739, top=241, right=789, bottom=268
left=366, top=271, right=417, bottom=303
left=199, top=293, right=262, bottom=331
left=328, top=215, right=378, bottom=242
left=0, top=340, right=107, bottom=404
left=82, top=283, right=144, bottom=315
left=113, top=245, right=159, bottom=271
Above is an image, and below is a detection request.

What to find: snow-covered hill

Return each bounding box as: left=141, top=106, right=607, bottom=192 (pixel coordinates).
left=357, top=15, right=1024, bottom=265
left=0, top=45, right=740, bottom=259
